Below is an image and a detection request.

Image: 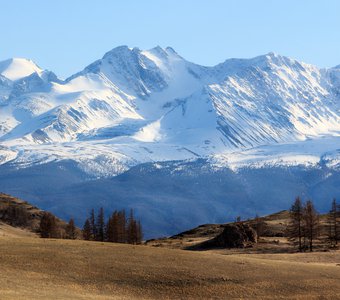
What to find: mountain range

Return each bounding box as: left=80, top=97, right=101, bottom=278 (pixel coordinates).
left=0, top=46, right=339, bottom=237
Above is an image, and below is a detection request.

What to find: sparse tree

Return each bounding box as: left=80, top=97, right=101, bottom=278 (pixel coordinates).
left=39, top=212, right=57, bottom=238
left=326, top=198, right=339, bottom=247
left=106, top=210, right=119, bottom=243
left=127, top=209, right=143, bottom=244
left=127, top=209, right=137, bottom=244
left=89, top=209, right=97, bottom=241
left=65, top=218, right=77, bottom=239
left=304, top=200, right=319, bottom=252
left=136, top=220, right=143, bottom=244
left=106, top=214, right=114, bottom=242
left=287, top=197, right=304, bottom=252
left=82, top=218, right=92, bottom=240
left=117, top=210, right=126, bottom=243
left=254, top=214, right=265, bottom=242
left=96, top=207, right=105, bottom=242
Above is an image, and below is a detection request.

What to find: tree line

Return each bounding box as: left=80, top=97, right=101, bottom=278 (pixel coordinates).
left=39, top=212, right=78, bottom=239
left=38, top=207, right=142, bottom=244
left=82, top=208, right=142, bottom=244
left=287, top=197, right=339, bottom=251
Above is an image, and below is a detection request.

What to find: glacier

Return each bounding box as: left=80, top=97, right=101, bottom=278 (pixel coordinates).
left=0, top=46, right=339, bottom=237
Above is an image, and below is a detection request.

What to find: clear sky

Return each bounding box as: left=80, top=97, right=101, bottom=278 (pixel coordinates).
left=1, top=0, right=339, bottom=78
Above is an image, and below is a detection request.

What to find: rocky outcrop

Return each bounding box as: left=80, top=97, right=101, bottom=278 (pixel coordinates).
left=189, top=223, right=257, bottom=250
left=213, top=224, right=257, bottom=248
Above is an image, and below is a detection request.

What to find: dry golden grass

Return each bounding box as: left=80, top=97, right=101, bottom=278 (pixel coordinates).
left=1, top=237, right=340, bottom=299
left=0, top=221, right=37, bottom=238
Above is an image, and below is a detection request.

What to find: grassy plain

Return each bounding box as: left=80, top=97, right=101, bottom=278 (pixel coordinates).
left=0, top=235, right=340, bottom=299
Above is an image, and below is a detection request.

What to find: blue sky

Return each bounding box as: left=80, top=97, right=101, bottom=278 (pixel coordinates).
left=1, top=0, right=339, bottom=78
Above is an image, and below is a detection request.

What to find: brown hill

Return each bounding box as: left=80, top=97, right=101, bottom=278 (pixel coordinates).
left=0, top=193, right=69, bottom=238
left=147, top=210, right=332, bottom=253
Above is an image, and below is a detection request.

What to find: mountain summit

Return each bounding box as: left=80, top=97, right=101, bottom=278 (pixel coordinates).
left=0, top=58, right=43, bottom=81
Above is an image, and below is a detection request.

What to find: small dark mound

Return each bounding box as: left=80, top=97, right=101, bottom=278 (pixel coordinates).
left=188, top=223, right=257, bottom=250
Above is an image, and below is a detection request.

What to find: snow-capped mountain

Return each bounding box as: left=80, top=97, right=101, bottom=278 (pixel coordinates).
left=1, top=47, right=339, bottom=170
left=0, top=46, right=339, bottom=237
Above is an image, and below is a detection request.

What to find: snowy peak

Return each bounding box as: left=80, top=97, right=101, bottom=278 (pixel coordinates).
left=214, top=52, right=312, bottom=80
left=0, top=58, right=43, bottom=81
left=70, top=45, right=192, bottom=99
left=142, top=46, right=182, bottom=62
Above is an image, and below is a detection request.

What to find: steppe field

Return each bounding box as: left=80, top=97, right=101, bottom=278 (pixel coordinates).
left=1, top=234, right=340, bottom=299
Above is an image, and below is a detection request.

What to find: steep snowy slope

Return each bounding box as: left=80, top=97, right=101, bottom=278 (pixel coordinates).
left=209, top=53, right=340, bottom=148
left=0, top=75, right=12, bottom=101
left=70, top=46, right=168, bottom=98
